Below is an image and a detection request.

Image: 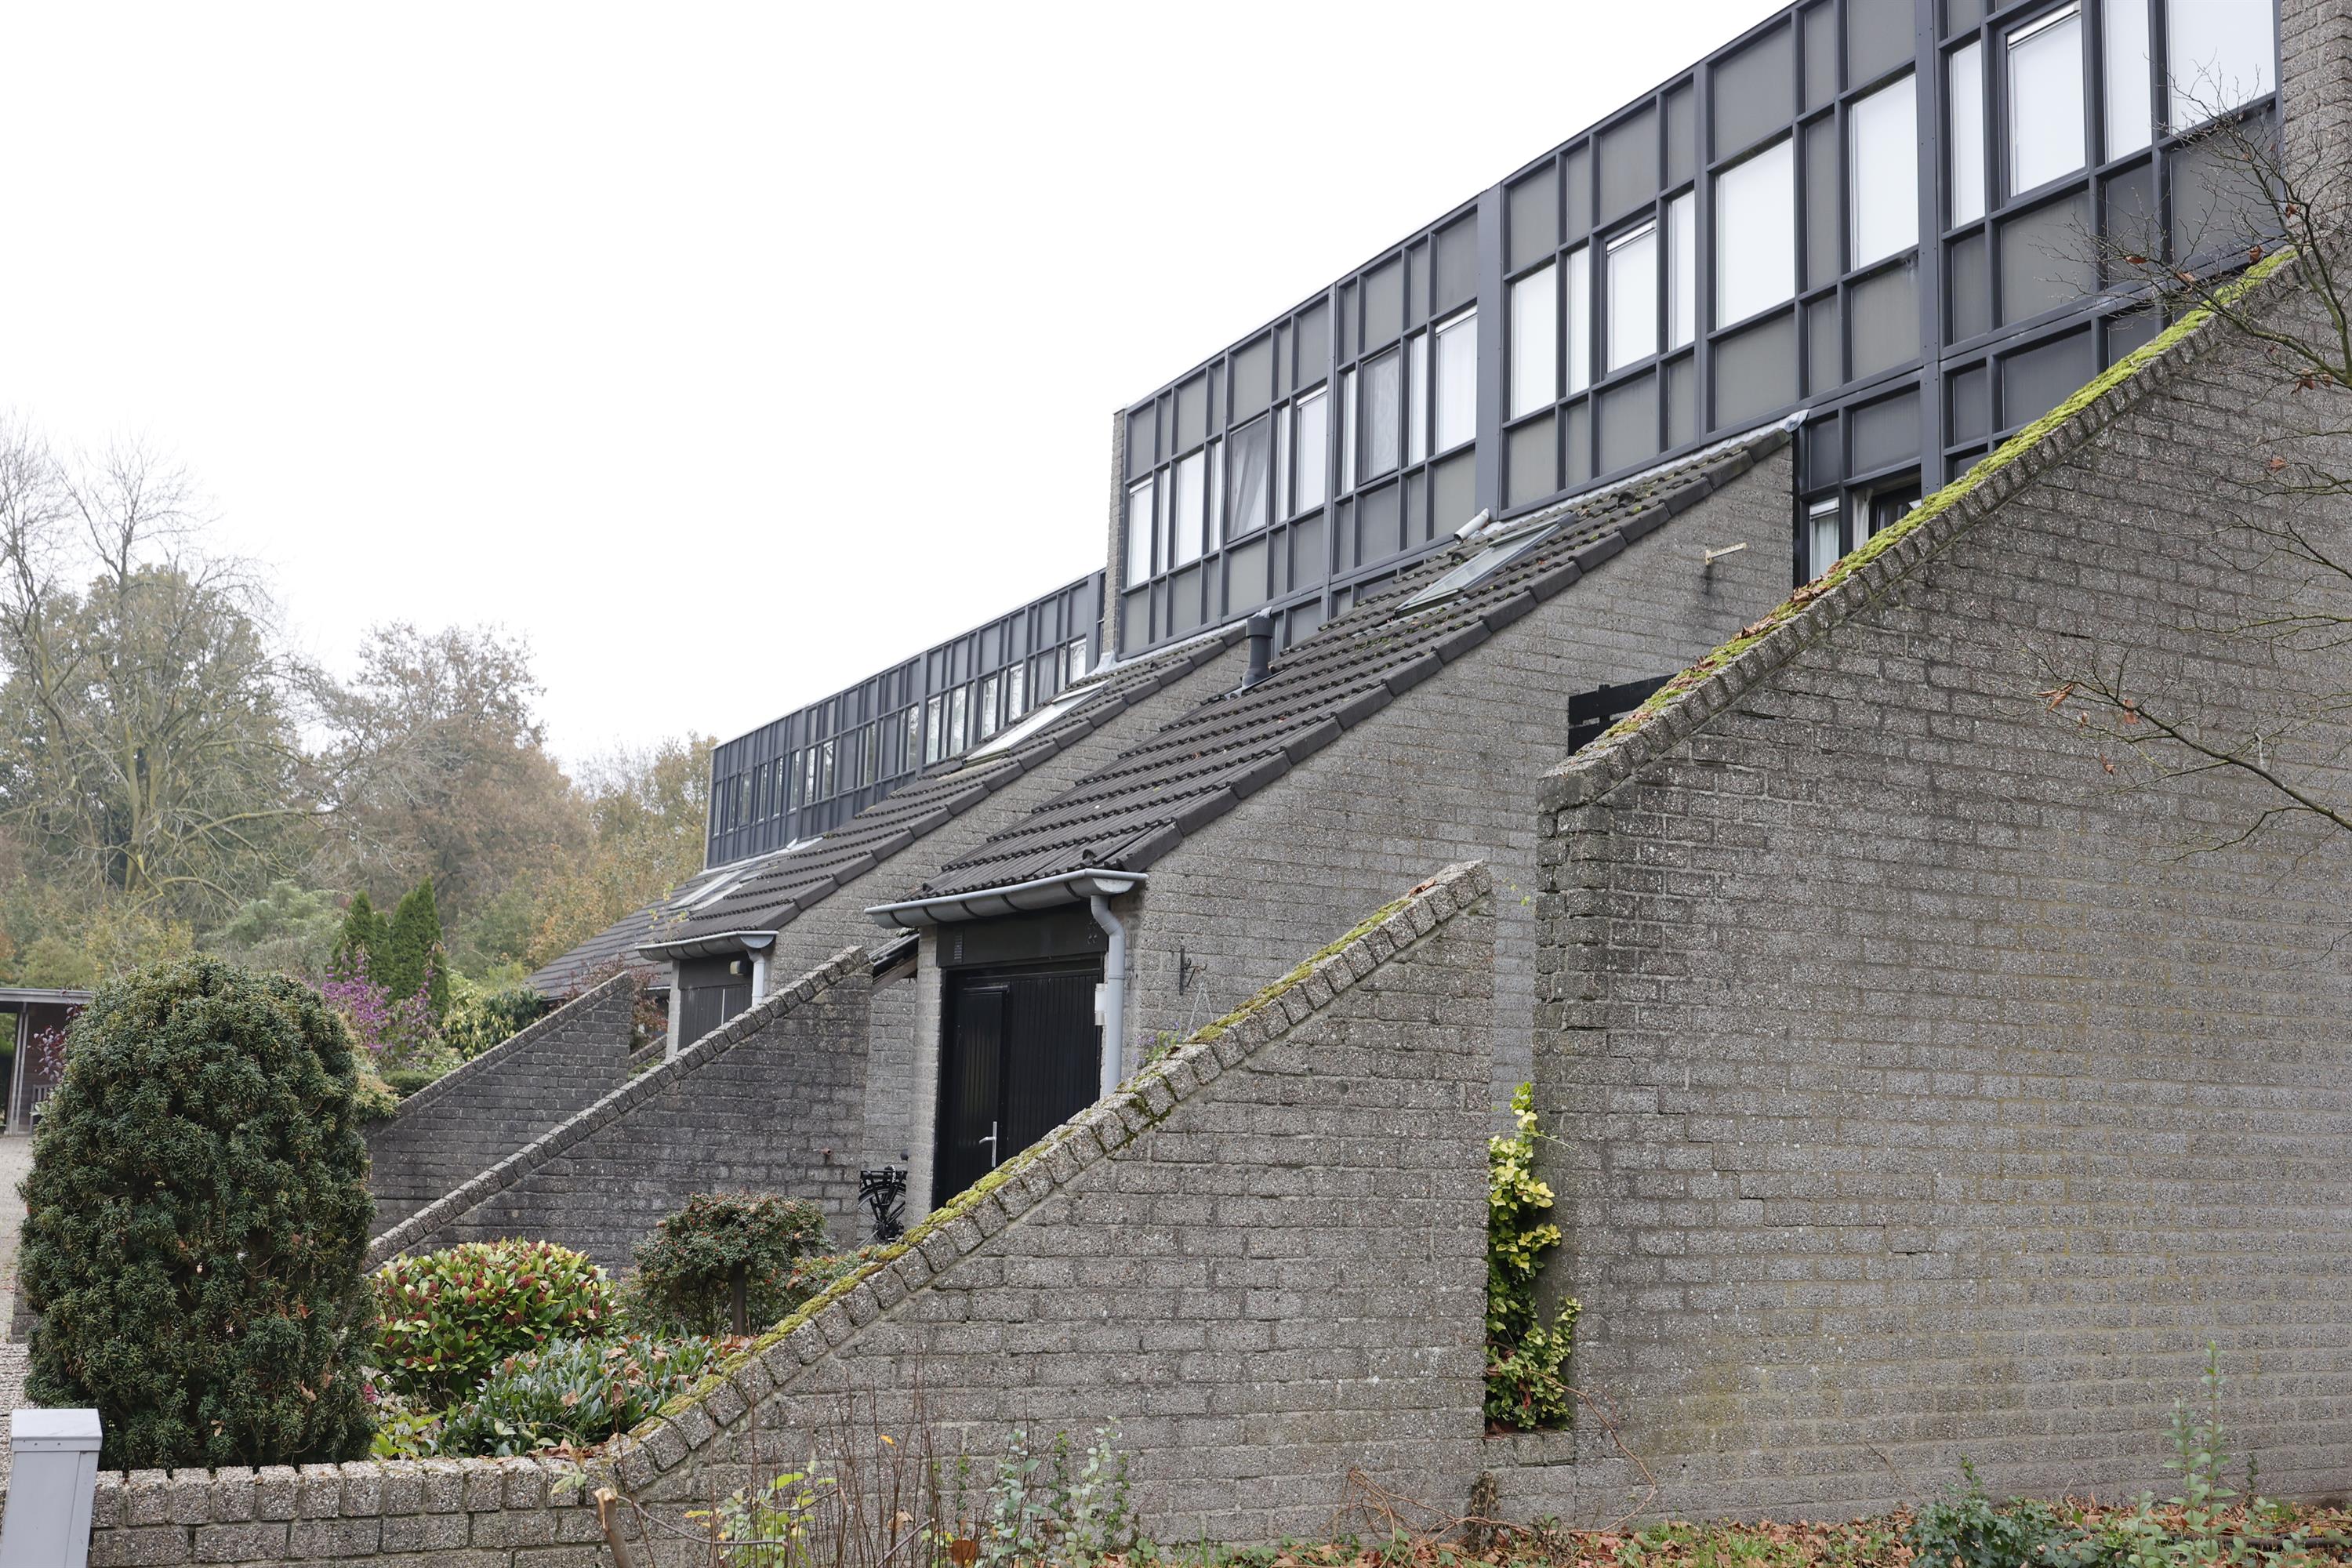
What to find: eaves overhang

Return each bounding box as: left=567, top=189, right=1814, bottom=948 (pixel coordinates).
left=865, top=869, right=1145, bottom=931
left=634, top=927, right=779, bottom=963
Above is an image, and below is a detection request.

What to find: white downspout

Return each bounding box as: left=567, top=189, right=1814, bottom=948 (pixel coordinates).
left=1087, top=895, right=1128, bottom=1098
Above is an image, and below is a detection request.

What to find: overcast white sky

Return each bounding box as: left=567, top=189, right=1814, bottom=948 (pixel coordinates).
left=1, top=1, right=1785, bottom=768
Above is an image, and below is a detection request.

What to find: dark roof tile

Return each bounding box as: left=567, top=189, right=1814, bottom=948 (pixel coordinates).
left=903, top=426, right=1791, bottom=905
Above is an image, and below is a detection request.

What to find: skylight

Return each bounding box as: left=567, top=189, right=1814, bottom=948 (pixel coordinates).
left=961, top=684, right=1103, bottom=763
left=1397, top=523, right=1559, bottom=612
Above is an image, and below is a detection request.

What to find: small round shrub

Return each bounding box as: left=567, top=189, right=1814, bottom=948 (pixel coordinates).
left=436, top=1334, right=723, bottom=1457
left=354, top=1068, right=401, bottom=1122
left=381, top=1067, right=441, bottom=1098
left=19, top=956, right=377, bottom=1469
left=372, top=1239, right=615, bottom=1403
left=626, top=1192, right=829, bottom=1335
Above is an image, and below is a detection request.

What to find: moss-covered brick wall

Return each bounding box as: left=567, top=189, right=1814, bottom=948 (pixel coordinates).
left=1523, top=236, right=2352, bottom=1522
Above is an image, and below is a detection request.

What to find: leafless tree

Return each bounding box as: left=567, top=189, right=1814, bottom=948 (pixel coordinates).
left=2034, top=80, right=2352, bottom=858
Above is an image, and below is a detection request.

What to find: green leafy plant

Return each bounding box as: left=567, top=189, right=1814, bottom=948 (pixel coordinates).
left=383, top=876, right=450, bottom=1022
left=371, top=1238, right=615, bottom=1403
left=381, top=1067, right=441, bottom=1098
left=353, top=1067, right=401, bottom=1122
left=18, top=956, right=377, bottom=1468
left=434, top=1334, right=721, bottom=1457
left=625, top=1191, right=830, bottom=1335
left=1485, top=1082, right=1579, bottom=1429
left=439, top=974, right=547, bottom=1062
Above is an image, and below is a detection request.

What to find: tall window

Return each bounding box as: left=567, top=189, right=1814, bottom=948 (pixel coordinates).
left=1170, top=449, right=1205, bottom=566
left=1715, top=138, right=1795, bottom=324
left=1123, top=477, right=1154, bottom=587
left=1434, top=309, right=1477, bottom=449
left=2168, top=0, right=2274, bottom=126
left=2103, top=0, right=2152, bottom=156
left=1226, top=416, right=1271, bottom=539
left=1606, top=220, right=1659, bottom=371
left=1406, top=332, right=1428, bottom=465
left=1950, top=41, right=1987, bottom=224
left=1362, top=347, right=1402, bottom=480
left=1511, top=263, right=1558, bottom=414
left=1849, top=74, right=1918, bottom=267
left=1294, top=388, right=1328, bottom=511
left=1566, top=247, right=1591, bottom=394
left=1668, top=192, right=1697, bottom=350
left=1806, top=503, right=1844, bottom=575
left=2007, top=5, right=2085, bottom=196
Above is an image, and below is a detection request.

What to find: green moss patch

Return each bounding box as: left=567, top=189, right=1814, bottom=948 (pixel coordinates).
left=1593, top=250, right=2296, bottom=752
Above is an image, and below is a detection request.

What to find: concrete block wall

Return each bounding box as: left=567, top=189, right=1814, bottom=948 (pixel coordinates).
left=606, top=861, right=1498, bottom=1552
left=1115, top=449, right=1791, bottom=1123
left=70, top=863, right=1499, bottom=1564
left=1521, top=264, right=2352, bottom=1521
left=366, top=952, right=874, bottom=1271
left=364, top=974, right=639, bottom=1232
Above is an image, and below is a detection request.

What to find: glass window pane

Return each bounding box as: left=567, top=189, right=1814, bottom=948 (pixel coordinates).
left=1511, top=263, right=1558, bottom=416
left=1295, top=389, right=1328, bottom=510
left=1808, top=500, right=1842, bottom=575
left=1406, top=332, right=1428, bottom=465
left=1668, top=192, right=1697, bottom=348
left=2007, top=5, right=2085, bottom=196
left=1606, top=222, right=1659, bottom=371
left=977, top=676, right=1000, bottom=740
left=1435, top=309, right=1478, bottom=450
left=1341, top=369, right=1357, bottom=492
left=1850, top=74, right=1919, bottom=267
left=1171, top=450, right=1206, bottom=566
left=1363, top=349, right=1401, bottom=480
left=1227, top=416, right=1271, bottom=539
left=2168, top=0, right=2274, bottom=125
left=1207, top=437, right=1223, bottom=550
left=1124, top=478, right=1154, bottom=586
left=2104, top=0, right=2153, bottom=156
left=1950, top=42, right=1987, bottom=224
left=1715, top=139, right=1797, bottom=324
left=1275, top=401, right=1290, bottom=514
left=1566, top=246, right=1592, bottom=394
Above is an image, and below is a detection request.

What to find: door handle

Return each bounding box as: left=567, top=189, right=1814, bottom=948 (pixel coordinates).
left=980, top=1120, right=999, bottom=1168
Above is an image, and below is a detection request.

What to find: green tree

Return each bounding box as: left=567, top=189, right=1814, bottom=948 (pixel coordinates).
left=209, top=880, right=343, bottom=983
left=382, top=877, right=448, bottom=1019
left=527, top=735, right=713, bottom=967
left=0, top=425, right=323, bottom=924
left=20, top=956, right=376, bottom=1468
left=331, top=891, right=389, bottom=980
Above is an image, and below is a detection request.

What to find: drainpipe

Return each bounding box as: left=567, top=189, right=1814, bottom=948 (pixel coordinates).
left=742, top=933, right=775, bottom=1005
left=1087, top=895, right=1128, bottom=1098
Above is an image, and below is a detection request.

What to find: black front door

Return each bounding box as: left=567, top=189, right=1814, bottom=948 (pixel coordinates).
left=935, top=962, right=1100, bottom=1205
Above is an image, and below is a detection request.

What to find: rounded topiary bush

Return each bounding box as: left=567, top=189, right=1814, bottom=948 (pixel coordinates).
left=626, top=1192, right=829, bottom=1335
left=372, top=1239, right=615, bottom=1404
left=20, top=956, right=377, bottom=1468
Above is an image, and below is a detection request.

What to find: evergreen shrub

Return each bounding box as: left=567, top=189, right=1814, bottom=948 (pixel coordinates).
left=372, top=1238, right=615, bottom=1403
left=626, top=1192, right=829, bottom=1335
left=19, top=956, right=376, bottom=1468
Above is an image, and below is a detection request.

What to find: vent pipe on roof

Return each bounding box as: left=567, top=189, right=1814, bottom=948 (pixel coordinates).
left=1241, top=612, right=1275, bottom=691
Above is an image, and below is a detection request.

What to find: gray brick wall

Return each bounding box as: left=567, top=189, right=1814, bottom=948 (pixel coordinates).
left=1117, top=449, right=1791, bottom=1120
left=1523, top=260, right=2352, bottom=1520
left=71, top=866, right=1497, bottom=1564
left=364, top=974, right=638, bottom=1232
left=611, top=862, right=1498, bottom=1550
left=367, top=952, right=873, bottom=1271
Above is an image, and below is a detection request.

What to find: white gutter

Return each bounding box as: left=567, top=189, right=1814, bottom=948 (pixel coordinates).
left=863, top=868, right=1145, bottom=930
